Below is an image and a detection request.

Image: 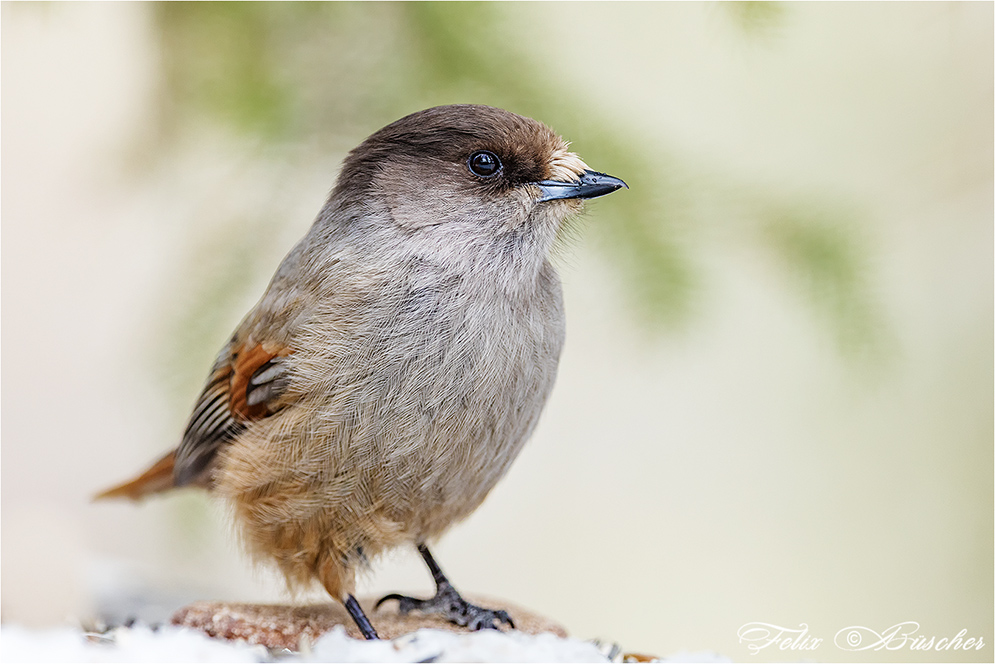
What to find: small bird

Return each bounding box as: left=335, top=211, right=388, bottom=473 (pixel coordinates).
left=97, top=104, right=626, bottom=640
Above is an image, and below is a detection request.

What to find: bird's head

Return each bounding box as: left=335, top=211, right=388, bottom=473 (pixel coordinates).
left=329, top=105, right=626, bottom=262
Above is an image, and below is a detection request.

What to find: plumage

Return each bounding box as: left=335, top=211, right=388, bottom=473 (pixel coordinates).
left=96, top=104, right=626, bottom=638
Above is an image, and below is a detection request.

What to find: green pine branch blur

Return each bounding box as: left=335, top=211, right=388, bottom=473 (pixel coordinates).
left=148, top=1, right=889, bottom=374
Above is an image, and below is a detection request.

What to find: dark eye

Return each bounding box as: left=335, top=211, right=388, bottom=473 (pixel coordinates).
left=467, top=151, right=501, bottom=178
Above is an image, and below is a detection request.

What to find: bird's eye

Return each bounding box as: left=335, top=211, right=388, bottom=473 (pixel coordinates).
left=467, top=151, right=501, bottom=178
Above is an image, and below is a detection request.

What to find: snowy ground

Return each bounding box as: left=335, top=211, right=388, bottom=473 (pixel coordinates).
left=0, top=623, right=730, bottom=663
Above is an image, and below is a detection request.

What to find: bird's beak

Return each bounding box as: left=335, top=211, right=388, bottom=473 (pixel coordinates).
left=536, top=169, right=628, bottom=203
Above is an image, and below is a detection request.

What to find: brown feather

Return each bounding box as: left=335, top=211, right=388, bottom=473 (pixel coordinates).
left=93, top=450, right=178, bottom=501
left=229, top=342, right=292, bottom=420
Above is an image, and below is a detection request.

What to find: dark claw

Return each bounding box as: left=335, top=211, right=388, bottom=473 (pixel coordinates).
left=375, top=582, right=514, bottom=631
left=374, top=593, right=404, bottom=610
left=374, top=593, right=421, bottom=615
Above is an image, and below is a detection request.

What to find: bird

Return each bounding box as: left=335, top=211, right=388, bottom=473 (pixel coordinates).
left=96, top=104, right=626, bottom=640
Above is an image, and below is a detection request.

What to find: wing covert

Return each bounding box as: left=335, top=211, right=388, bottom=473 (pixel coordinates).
left=173, top=341, right=292, bottom=487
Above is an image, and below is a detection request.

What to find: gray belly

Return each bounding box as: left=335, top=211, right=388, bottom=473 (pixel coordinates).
left=279, top=267, right=566, bottom=542
left=359, top=292, right=563, bottom=537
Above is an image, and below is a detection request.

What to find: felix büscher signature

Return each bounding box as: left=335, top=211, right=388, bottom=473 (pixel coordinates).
left=737, top=622, right=986, bottom=655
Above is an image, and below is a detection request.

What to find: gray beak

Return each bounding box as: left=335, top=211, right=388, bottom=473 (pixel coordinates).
left=536, top=169, right=628, bottom=203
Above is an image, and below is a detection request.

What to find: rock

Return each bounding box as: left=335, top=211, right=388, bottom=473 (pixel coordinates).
left=171, top=596, right=568, bottom=650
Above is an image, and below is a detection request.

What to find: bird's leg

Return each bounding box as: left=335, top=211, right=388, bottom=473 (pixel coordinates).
left=344, top=594, right=380, bottom=639
left=375, top=543, right=515, bottom=631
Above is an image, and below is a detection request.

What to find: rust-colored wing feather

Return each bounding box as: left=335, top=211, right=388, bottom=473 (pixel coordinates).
left=93, top=450, right=178, bottom=501
left=95, top=340, right=293, bottom=501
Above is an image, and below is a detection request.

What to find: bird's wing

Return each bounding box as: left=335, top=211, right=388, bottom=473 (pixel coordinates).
left=94, top=337, right=295, bottom=501
left=173, top=340, right=294, bottom=487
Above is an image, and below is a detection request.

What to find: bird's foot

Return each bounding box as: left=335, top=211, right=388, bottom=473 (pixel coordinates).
left=375, top=581, right=515, bottom=631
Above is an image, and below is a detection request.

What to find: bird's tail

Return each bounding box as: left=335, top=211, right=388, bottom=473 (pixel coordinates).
left=94, top=450, right=178, bottom=501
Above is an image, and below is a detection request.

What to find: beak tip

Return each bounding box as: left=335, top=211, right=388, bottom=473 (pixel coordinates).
left=536, top=170, right=628, bottom=203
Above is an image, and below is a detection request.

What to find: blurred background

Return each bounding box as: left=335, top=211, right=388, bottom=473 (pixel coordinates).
left=2, top=2, right=991, bottom=661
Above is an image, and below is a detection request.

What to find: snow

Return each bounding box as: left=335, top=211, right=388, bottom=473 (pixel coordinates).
left=0, top=623, right=610, bottom=663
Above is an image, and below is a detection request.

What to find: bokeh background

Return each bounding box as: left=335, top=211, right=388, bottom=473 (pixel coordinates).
left=2, top=2, right=992, bottom=661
